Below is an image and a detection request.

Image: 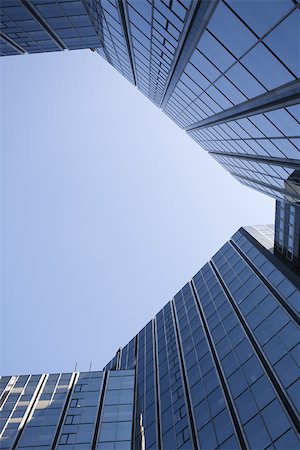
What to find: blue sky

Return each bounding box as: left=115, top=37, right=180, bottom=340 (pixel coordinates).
left=1, top=49, right=274, bottom=375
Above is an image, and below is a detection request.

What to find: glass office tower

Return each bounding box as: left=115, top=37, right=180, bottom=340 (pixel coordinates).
left=0, top=0, right=102, bottom=55
left=274, top=199, right=300, bottom=270
left=2, top=4, right=299, bottom=449
left=1, top=227, right=299, bottom=449
left=0, top=370, right=137, bottom=449
left=1, top=1, right=299, bottom=205
left=104, top=226, right=300, bottom=450
left=89, top=0, right=300, bottom=206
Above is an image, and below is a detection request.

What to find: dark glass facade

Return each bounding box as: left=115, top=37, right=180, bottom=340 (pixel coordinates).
left=92, top=0, right=300, bottom=206
left=275, top=199, right=300, bottom=270
left=1, top=1, right=299, bottom=205
left=1, top=4, right=300, bottom=448
left=0, top=0, right=102, bottom=55
left=1, top=228, right=299, bottom=449
left=104, top=226, right=300, bottom=450
left=0, top=370, right=136, bottom=449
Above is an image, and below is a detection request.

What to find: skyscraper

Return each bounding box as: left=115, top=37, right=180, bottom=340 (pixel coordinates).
left=0, top=369, right=137, bottom=449
left=103, top=225, right=300, bottom=450
left=1, top=0, right=299, bottom=205
left=1, top=3, right=300, bottom=449
left=274, top=199, right=300, bottom=270
left=0, top=1, right=102, bottom=55
left=2, top=226, right=299, bottom=449
left=94, top=0, right=300, bottom=205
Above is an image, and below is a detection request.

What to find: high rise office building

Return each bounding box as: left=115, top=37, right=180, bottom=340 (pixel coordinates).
left=2, top=226, right=299, bottom=449
left=1, top=4, right=300, bottom=448
left=1, top=0, right=299, bottom=205
left=103, top=225, right=300, bottom=450
left=96, top=0, right=300, bottom=206
left=0, top=369, right=138, bottom=449
left=274, top=199, right=300, bottom=270
left=0, top=1, right=102, bottom=55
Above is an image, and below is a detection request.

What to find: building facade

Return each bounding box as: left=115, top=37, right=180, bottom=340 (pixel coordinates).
left=104, top=225, right=300, bottom=450
left=0, top=0, right=102, bottom=55
left=1, top=1, right=299, bottom=205
left=93, top=0, right=300, bottom=205
left=1, top=5, right=300, bottom=447
left=274, top=199, right=300, bottom=270
left=0, top=370, right=137, bottom=449
left=96, top=0, right=300, bottom=205
left=1, top=226, right=299, bottom=449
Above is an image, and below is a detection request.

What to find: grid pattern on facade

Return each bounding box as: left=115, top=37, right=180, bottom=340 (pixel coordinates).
left=276, top=201, right=296, bottom=256
left=210, top=154, right=300, bottom=204
left=93, top=0, right=300, bottom=205
left=94, top=0, right=135, bottom=84
left=17, top=373, right=73, bottom=449
left=193, top=260, right=299, bottom=450
left=231, top=229, right=300, bottom=316
left=0, top=0, right=101, bottom=56
left=0, top=374, right=44, bottom=449
left=1, top=0, right=299, bottom=205
left=0, top=371, right=135, bottom=450
left=275, top=199, right=300, bottom=268
left=97, top=371, right=134, bottom=449
left=30, top=0, right=101, bottom=49
left=164, top=0, right=298, bottom=127
left=211, top=242, right=300, bottom=419
left=105, top=226, right=300, bottom=450
left=124, top=0, right=193, bottom=104
left=0, top=38, right=22, bottom=56
left=105, top=322, right=159, bottom=449
left=93, top=0, right=194, bottom=102
left=173, top=285, right=239, bottom=449
left=1, top=2, right=59, bottom=54
left=231, top=173, right=299, bottom=205
left=56, top=371, right=103, bottom=448
left=155, top=302, right=194, bottom=449
left=188, top=105, right=300, bottom=159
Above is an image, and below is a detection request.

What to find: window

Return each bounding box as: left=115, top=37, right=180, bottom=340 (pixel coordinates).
left=227, top=0, right=291, bottom=36
left=244, top=415, right=270, bottom=449
left=59, top=433, right=76, bottom=445
left=208, top=2, right=257, bottom=57
left=261, top=399, right=291, bottom=440
left=241, top=43, right=294, bottom=90
left=74, top=384, right=83, bottom=392
left=264, top=9, right=300, bottom=76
